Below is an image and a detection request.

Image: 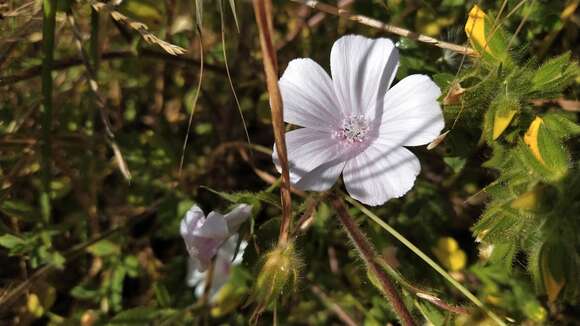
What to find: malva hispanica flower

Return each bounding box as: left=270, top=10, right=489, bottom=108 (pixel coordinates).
left=273, top=35, right=444, bottom=206
left=186, top=235, right=248, bottom=300
left=180, top=204, right=251, bottom=271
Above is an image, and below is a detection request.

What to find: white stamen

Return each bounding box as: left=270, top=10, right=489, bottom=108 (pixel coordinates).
left=337, top=115, right=370, bottom=143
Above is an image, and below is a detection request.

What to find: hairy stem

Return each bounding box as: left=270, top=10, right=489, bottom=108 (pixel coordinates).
left=252, top=0, right=293, bottom=246
left=331, top=197, right=415, bottom=326
left=40, top=0, right=57, bottom=223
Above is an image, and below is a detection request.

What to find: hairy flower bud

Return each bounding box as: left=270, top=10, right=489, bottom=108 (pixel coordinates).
left=251, top=242, right=302, bottom=319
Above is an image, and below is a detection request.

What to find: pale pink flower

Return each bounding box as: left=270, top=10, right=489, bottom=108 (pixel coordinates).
left=180, top=204, right=251, bottom=271
left=273, top=35, right=444, bottom=206
left=186, top=235, right=247, bottom=300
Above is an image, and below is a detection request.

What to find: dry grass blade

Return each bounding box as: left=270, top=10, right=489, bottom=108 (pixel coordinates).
left=89, top=0, right=186, bottom=56
left=218, top=0, right=252, bottom=153
left=0, top=1, right=37, bottom=18
left=293, top=0, right=477, bottom=56
left=179, top=25, right=204, bottom=176
left=67, top=13, right=132, bottom=181
left=252, top=0, right=293, bottom=246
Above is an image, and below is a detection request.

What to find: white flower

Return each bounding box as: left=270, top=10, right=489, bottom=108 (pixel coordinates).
left=180, top=204, right=251, bottom=271
left=186, top=235, right=247, bottom=300
left=273, top=35, right=444, bottom=206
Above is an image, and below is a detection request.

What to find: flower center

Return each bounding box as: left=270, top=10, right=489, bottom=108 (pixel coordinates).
left=337, top=115, right=370, bottom=143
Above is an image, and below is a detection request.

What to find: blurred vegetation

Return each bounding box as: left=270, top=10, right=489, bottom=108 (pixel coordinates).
left=1, top=0, right=579, bottom=325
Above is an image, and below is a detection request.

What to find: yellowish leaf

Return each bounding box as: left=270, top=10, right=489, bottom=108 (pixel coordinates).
left=543, top=269, right=566, bottom=302
left=493, top=110, right=516, bottom=140
left=510, top=189, right=539, bottom=210
left=524, top=117, right=545, bottom=164
left=465, top=6, right=488, bottom=54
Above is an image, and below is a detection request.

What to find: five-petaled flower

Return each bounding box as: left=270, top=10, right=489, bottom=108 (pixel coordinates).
left=273, top=35, right=444, bottom=206
left=180, top=204, right=252, bottom=271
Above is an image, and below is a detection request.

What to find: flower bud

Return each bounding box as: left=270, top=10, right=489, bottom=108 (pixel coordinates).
left=251, top=242, right=302, bottom=317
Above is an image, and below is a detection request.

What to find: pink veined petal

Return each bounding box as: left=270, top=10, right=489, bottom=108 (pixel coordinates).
left=223, top=204, right=252, bottom=233
left=379, top=74, right=444, bottom=147
left=272, top=128, right=343, bottom=184
left=279, top=58, right=342, bottom=131
left=330, top=35, right=399, bottom=121
left=294, top=159, right=346, bottom=191
left=343, top=143, right=420, bottom=206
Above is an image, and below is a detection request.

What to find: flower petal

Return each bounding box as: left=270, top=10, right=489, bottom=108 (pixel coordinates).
left=196, top=212, right=229, bottom=239
left=180, top=205, right=205, bottom=238
left=224, top=204, right=252, bottom=233
left=343, top=144, right=420, bottom=206
left=279, top=58, right=341, bottom=131
left=330, top=35, right=399, bottom=120
left=295, top=159, right=346, bottom=191
left=379, top=75, right=444, bottom=147
left=273, top=128, right=342, bottom=184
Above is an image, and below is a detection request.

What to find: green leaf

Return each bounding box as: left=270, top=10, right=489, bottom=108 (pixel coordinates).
left=87, top=240, right=120, bottom=257
left=530, top=52, right=580, bottom=97
left=201, top=186, right=280, bottom=209
left=0, top=200, right=37, bottom=221
left=153, top=282, right=172, bottom=308
left=542, top=113, right=580, bottom=140
left=0, top=233, right=25, bottom=249
left=70, top=284, right=100, bottom=301
left=443, top=157, right=466, bottom=174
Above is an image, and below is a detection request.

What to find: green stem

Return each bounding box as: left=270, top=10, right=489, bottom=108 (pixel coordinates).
left=88, top=8, right=100, bottom=237
left=90, top=8, right=100, bottom=69
left=40, top=0, right=57, bottom=223
left=344, top=195, right=506, bottom=326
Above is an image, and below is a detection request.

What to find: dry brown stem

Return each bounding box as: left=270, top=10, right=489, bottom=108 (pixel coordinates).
left=252, top=0, right=293, bottom=246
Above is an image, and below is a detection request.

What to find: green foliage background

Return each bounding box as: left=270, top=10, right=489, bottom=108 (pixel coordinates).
left=1, top=0, right=579, bottom=325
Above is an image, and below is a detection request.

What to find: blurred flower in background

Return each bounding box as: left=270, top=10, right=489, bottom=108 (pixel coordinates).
left=186, top=235, right=248, bottom=300
left=180, top=204, right=251, bottom=271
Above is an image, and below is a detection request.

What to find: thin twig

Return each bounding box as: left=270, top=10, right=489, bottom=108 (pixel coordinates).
left=310, top=285, right=359, bottom=326
left=292, top=0, right=477, bottom=57
left=252, top=0, right=293, bottom=247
